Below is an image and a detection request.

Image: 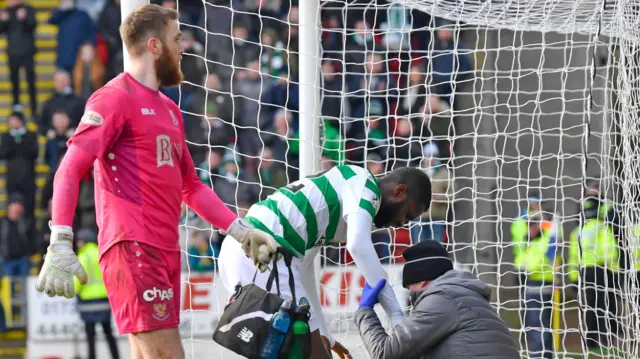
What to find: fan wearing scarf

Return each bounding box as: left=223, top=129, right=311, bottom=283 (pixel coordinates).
left=356, top=240, right=519, bottom=359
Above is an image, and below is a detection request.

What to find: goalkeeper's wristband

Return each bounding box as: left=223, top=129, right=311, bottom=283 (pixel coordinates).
left=224, top=218, right=252, bottom=240
left=49, top=225, right=74, bottom=253
left=50, top=225, right=74, bottom=242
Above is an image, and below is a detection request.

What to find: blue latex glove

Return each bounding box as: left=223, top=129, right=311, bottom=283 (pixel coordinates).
left=359, top=279, right=387, bottom=309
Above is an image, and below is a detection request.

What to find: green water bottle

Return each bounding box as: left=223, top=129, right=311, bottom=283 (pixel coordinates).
left=288, top=305, right=310, bottom=359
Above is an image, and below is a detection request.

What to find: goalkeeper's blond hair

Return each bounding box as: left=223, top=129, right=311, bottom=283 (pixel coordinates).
left=119, top=4, right=178, bottom=57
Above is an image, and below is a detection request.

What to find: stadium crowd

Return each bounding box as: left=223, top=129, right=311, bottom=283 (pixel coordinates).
left=0, top=0, right=466, bottom=276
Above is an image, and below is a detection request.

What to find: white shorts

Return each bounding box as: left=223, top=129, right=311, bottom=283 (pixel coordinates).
left=218, top=236, right=319, bottom=332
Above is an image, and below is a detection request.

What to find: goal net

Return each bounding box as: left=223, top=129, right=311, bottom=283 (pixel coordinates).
left=171, top=0, right=640, bottom=358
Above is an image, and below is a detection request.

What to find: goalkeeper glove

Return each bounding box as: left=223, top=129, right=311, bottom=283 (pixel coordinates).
left=35, top=225, right=88, bottom=299
left=225, top=218, right=279, bottom=272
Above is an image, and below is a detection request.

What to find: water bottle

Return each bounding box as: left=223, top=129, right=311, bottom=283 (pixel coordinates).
left=259, top=300, right=292, bottom=359
left=287, top=305, right=310, bottom=359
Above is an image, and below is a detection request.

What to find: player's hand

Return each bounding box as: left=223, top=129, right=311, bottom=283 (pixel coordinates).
left=322, top=336, right=353, bottom=359
left=35, top=226, right=88, bottom=299
left=225, top=218, right=279, bottom=272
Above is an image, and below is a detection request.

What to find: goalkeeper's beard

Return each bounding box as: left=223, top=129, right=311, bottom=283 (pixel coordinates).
left=155, top=46, right=183, bottom=87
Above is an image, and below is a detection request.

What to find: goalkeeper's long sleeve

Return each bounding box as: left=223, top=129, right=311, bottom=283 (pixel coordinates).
left=345, top=212, right=405, bottom=326
left=51, top=145, right=96, bottom=227
left=180, top=140, right=237, bottom=232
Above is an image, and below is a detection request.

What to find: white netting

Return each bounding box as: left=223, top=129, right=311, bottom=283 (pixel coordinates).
left=167, top=0, right=640, bottom=358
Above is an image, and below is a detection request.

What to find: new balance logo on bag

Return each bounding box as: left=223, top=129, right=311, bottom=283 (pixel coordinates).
left=238, top=327, right=253, bottom=343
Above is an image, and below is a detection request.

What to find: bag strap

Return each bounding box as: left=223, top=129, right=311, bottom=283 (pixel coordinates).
left=264, top=247, right=297, bottom=305
left=265, top=253, right=282, bottom=295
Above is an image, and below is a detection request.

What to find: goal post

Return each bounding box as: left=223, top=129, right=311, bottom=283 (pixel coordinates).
left=297, top=0, right=325, bottom=297
left=120, top=0, right=149, bottom=72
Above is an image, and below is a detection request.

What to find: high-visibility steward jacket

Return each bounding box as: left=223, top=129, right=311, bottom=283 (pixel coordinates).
left=511, top=216, right=529, bottom=261
left=513, top=220, right=559, bottom=283
left=74, top=242, right=111, bottom=323
left=568, top=218, right=618, bottom=282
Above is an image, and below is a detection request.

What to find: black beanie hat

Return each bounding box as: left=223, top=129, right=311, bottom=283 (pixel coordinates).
left=402, top=240, right=453, bottom=287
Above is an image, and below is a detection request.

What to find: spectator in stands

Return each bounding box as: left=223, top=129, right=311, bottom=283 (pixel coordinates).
left=390, top=117, right=422, bottom=169
left=0, top=112, right=37, bottom=218
left=231, top=22, right=262, bottom=77
left=411, top=142, right=455, bottom=243
left=49, top=0, right=96, bottom=74
left=198, top=0, right=245, bottom=81
left=97, top=0, right=122, bottom=82
left=75, top=0, right=106, bottom=22
left=321, top=14, right=344, bottom=56
left=198, top=149, right=224, bottom=187
left=0, top=193, right=34, bottom=277
left=430, top=19, right=473, bottom=105
left=179, top=30, right=205, bottom=100
left=344, top=20, right=375, bottom=75
left=187, top=230, right=217, bottom=271
left=258, top=30, right=284, bottom=77
left=263, top=109, right=299, bottom=181
left=73, top=42, right=105, bottom=99
left=379, top=3, right=412, bottom=51
left=284, top=6, right=299, bottom=76
left=397, top=62, right=430, bottom=117
left=257, top=147, right=288, bottom=200
left=321, top=60, right=343, bottom=127
left=244, top=0, right=284, bottom=37
left=0, top=0, right=37, bottom=116
left=235, top=59, right=268, bottom=156
left=350, top=52, right=391, bottom=119
left=159, top=0, right=192, bottom=23
left=187, top=74, right=234, bottom=163
left=39, top=70, right=86, bottom=132
left=350, top=108, right=389, bottom=165
left=74, top=229, right=120, bottom=359
left=213, top=150, right=260, bottom=214
left=45, top=110, right=75, bottom=171
left=263, top=70, right=299, bottom=124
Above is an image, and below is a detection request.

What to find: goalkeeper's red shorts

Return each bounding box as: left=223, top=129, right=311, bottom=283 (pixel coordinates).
left=100, top=240, right=182, bottom=334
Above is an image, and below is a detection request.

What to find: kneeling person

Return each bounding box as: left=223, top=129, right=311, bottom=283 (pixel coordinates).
left=219, top=165, right=432, bottom=359
left=356, top=240, right=520, bottom=359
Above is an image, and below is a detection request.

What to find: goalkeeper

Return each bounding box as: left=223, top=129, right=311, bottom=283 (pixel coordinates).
left=34, top=5, right=274, bottom=359
left=219, top=165, right=432, bottom=358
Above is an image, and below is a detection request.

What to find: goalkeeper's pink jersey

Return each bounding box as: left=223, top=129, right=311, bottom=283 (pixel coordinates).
left=66, top=73, right=234, bottom=256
